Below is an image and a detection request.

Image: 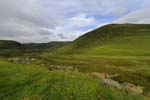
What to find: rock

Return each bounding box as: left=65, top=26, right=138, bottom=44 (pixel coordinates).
left=121, top=82, right=144, bottom=94
left=49, top=65, right=77, bottom=72
left=147, top=92, right=150, bottom=97
left=25, top=57, right=30, bottom=62
left=88, top=72, right=144, bottom=94
left=102, top=79, right=122, bottom=89
left=9, top=57, right=21, bottom=63
left=66, top=66, right=73, bottom=71
left=20, top=59, right=25, bottom=63
left=40, top=63, right=46, bottom=67
left=31, top=58, right=36, bottom=62
left=108, top=74, right=119, bottom=78
left=88, top=72, right=107, bottom=79
left=8, top=57, right=38, bottom=64
left=8, top=58, right=12, bottom=61
left=74, top=68, right=79, bottom=72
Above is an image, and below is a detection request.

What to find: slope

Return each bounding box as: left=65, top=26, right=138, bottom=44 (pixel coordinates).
left=0, top=40, right=21, bottom=49
left=56, top=24, right=150, bottom=56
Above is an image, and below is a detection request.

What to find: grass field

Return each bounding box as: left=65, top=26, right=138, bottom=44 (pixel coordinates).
left=40, top=53, right=150, bottom=96
left=0, top=59, right=146, bottom=100
left=39, top=24, right=150, bottom=96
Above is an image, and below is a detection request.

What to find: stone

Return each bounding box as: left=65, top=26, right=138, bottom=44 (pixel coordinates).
left=88, top=72, right=144, bottom=94
left=40, top=63, right=46, bottom=67
left=74, top=68, right=79, bottom=72
left=88, top=72, right=107, bottom=79
left=31, top=58, right=36, bottom=62
left=121, top=82, right=144, bottom=94
left=66, top=66, right=73, bottom=71
left=49, top=65, right=76, bottom=71
left=102, top=79, right=122, bottom=89
left=10, top=57, right=21, bottom=63
left=108, top=74, right=119, bottom=78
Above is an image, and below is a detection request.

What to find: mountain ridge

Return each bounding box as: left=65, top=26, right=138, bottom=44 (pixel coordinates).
left=0, top=40, right=71, bottom=49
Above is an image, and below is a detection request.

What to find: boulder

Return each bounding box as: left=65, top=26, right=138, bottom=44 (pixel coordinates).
left=102, top=79, right=122, bottom=89
left=49, top=65, right=77, bottom=72
left=66, top=66, right=73, bottom=71
left=121, top=82, right=144, bottom=94
left=8, top=57, right=38, bottom=64
left=9, top=57, right=21, bottom=63
left=31, top=58, right=36, bottom=62
left=40, top=63, right=46, bottom=67
left=74, top=68, right=79, bottom=72
left=88, top=72, right=108, bottom=79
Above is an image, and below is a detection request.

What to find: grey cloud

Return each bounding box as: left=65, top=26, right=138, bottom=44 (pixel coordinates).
left=0, top=0, right=150, bottom=43
left=114, top=8, right=150, bottom=23
left=0, top=0, right=57, bottom=43
left=57, top=33, right=68, bottom=39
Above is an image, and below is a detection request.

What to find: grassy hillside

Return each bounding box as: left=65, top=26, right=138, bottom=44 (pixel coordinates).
left=0, top=40, right=70, bottom=50
left=22, top=41, right=71, bottom=49
left=55, top=24, right=150, bottom=55
left=1, top=24, right=150, bottom=99
left=0, top=40, right=21, bottom=49
left=0, top=40, right=70, bottom=57
left=0, top=59, right=145, bottom=100
left=41, top=24, right=150, bottom=96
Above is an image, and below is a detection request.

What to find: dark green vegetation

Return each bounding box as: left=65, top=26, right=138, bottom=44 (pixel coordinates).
left=22, top=41, right=71, bottom=50
left=0, top=40, right=21, bottom=49
left=0, top=40, right=70, bottom=57
left=1, top=24, right=150, bottom=99
left=0, top=40, right=70, bottom=50
left=0, top=60, right=146, bottom=100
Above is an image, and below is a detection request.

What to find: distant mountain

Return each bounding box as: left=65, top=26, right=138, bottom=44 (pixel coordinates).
left=22, top=41, right=71, bottom=49
left=0, top=40, right=21, bottom=49
left=0, top=40, right=71, bottom=50
left=0, top=40, right=71, bottom=57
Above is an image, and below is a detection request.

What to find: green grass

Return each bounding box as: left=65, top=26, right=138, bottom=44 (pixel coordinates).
left=0, top=60, right=147, bottom=100
left=1, top=24, right=150, bottom=99
left=51, top=24, right=150, bottom=54
left=40, top=54, right=150, bottom=95
left=0, top=40, right=21, bottom=49
left=39, top=24, right=150, bottom=96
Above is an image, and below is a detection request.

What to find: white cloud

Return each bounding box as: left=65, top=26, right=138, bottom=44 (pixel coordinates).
left=69, top=13, right=95, bottom=27
left=0, top=0, right=57, bottom=43
left=47, top=12, right=95, bottom=41
left=114, top=8, right=150, bottom=23
left=48, top=26, right=85, bottom=41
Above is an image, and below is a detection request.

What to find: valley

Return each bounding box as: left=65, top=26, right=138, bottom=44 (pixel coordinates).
left=0, top=24, right=150, bottom=100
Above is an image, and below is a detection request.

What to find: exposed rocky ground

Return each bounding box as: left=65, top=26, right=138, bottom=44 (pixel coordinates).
left=88, top=72, right=144, bottom=95
left=8, top=57, right=79, bottom=72
left=8, top=57, right=37, bottom=64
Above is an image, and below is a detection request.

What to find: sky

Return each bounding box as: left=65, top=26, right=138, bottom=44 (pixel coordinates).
left=0, top=0, right=150, bottom=43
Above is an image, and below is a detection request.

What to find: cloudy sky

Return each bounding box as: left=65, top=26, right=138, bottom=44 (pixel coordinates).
left=0, top=0, right=150, bottom=43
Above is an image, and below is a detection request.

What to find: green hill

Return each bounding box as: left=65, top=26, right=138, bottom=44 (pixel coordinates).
left=57, top=24, right=150, bottom=56
left=0, top=40, right=70, bottom=50
left=0, top=40, right=21, bottom=49
left=0, top=40, right=70, bottom=57
left=22, top=41, right=71, bottom=50
left=44, top=24, right=150, bottom=96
